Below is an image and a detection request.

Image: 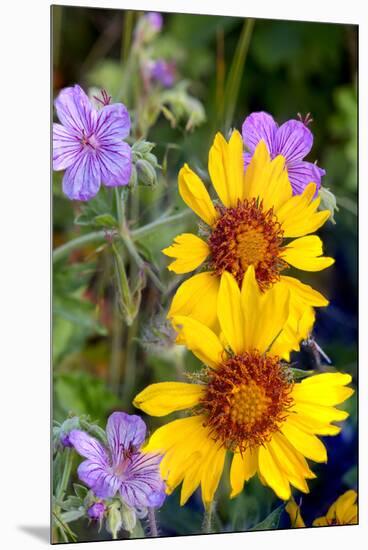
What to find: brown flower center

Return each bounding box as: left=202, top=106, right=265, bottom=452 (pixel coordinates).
left=200, top=351, right=293, bottom=452
left=208, top=199, right=286, bottom=290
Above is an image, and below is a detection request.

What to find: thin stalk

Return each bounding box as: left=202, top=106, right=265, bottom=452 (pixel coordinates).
left=53, top=210, right=191, bottom=263
left=202, top=501, right=216, bottom=534
left=120, top=222, right=165, bottom=292
left=109, top=299, right=125, bottom=392
left=147, top=507, right=158, bottom=537
left=121, top=317, right=138, bottom=404
left=53, top=448, right=74, bottom=542
left=121, top=11, right=135, bottom=63
left=55, top=447, right=73, bottom=502
left=223, top=19, right=255, bottom=131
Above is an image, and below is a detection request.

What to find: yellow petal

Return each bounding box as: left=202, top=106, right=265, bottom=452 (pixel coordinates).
left=313, top=516, right=329, bottom=526
left=162, top=233, right=210, bottom=274
left=300, top=372, right=352, bottom=387
left=268, top=434, right=310, bottom=493
left=335, top=490, right=357, bottom=523
left=230, top=452, right=245, bottom=498
left=286, top=499, right=306, bottom=528
left=144, top=415, right=210, bottom=498
left=244, top=140, right=271, bottom=199
left=178, top=163, right=218, bottom=226
left=276, top=182, right=331, bottom=238
left=281, top=420, right=327, bottom=463
left=172, top=315, right=225, bottom=369
left=292, top=401, right=349, bottom=423
left=240, top=266, right=291, bottom=354
left=258, top=442, right=291, bottom=500
left=133, top=382, right=204, bottom=417
left=201, top=443, right=226, bottom=506
left=168, top=272, right=220, bottom=330
left=282, top=235, right=335, bottom=272
left=218, top=271, right=245, bottom=354
left=280, top=275, right=329, bottom=307
left=259, top=155, right=292, bottom=212
left=230, top=448, right=258, bottom=498
left=208, top=130, right=245, bottom=207
left=292, top=373, right=354, bottom=406
left=287, top=412, right=341, bottom=436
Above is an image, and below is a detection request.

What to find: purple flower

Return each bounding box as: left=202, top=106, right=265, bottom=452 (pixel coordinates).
left=145, top=12, right=163, bottom=32
left=53, top=85, right=132, bottom=201
left=242, top=111, right=325, bottom=195
left=69, top=412, right=166, bottom=510
left=88, top=501, right=106, bottom=521
left=150, top=60, right=175, bottom=88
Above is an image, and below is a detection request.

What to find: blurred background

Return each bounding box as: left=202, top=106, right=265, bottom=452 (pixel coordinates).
left=52, top=6, right=357, bottom=541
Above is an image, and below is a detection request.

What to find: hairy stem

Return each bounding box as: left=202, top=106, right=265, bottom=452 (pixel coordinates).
left=53, top=210, right=191, bottom=263
left=147, top=507, right=159, bottom=537
left=202, top=501, right=216, bottom=534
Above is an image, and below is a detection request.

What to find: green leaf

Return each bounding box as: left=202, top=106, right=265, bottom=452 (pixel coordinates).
left=73, top=484, right=89, bottom=500
left=93, top=214, right=119, bottom=228
left=290, top=367, right=315, bottom=380
left=60, top=496, right=83, bottom=511
left=60, top=509, right=85, bottom=523
left=251, top=505, right=284, bottom=531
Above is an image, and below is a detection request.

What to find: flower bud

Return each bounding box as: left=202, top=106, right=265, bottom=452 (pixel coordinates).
left=88, top=501, right=106, bottom=521
left=120, top=501, right=137, bottom=533
left=136, top=159, right=157, bottom=187
left=106, top=501, right=123, bottom=540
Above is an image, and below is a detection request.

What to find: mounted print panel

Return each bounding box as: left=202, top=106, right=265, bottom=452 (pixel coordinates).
left=52, top=5, right=358, bottom=543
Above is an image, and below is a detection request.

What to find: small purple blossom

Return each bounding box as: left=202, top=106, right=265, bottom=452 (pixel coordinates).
left=69, top=412, right=166, bottom=510
left=53, top=85, right=132, bottom=201
left=150, top=60, right=175, bottom=88
left=242, top=111, right=325, bottom=195
left=145, top=12, right=163, bottom=32
left=88, top=501, right=106, bottom=521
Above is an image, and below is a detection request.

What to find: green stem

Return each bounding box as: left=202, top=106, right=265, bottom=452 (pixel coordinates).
left=56, top=447, right=73, bottom=502
left=120, top=222, right=165, bottom=292
left=53, top=448, right=74, bottom=542
left=202, top=501, right=216, bottom=534
left=109, top=299, right=125, bottom=392
left=52, top=210, right=191, bottom=263
left=224, top=18, right=255, bottom=131
left=121, top=11, right=134, bottom=63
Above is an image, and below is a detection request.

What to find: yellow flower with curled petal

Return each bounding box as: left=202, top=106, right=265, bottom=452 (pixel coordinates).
left=133, top=268, right=353, bottom=508
left=163, top=130, right=334, bottom=357
left=286, top=490, right=358, bottom=527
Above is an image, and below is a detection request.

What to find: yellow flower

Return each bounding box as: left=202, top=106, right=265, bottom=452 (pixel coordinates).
left=133, top=268, right=353, bottom=507
left=286, top=490, right=358, bottom=527
left=313, top=490, right=358, bottom=526
left=163, top=131, right=334, bottom=356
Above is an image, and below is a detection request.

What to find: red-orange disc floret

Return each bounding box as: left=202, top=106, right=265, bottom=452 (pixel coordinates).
left=200, top=351, right=293, bottom=452
left=208, top=198, right=287, bottom=290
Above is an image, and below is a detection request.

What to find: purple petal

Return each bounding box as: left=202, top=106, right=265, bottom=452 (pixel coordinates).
left=106, top=413, right=147, bottom=464
left=54, top=84, right=97, bottom=135
left=53, top=123, right=82, bottom=171
left=77, top=460, right=120, bottom=499
left=98, top=141, right=132, bottom=188
left=275, top=120, right=313, bottom=163
left=95, top=103, right=131, bottom=142
left=242, top=112, right=277, bottom=155
left=120, top=452, right=166, bottom=508
left=69, top=430, right=109, bottom=464
left=287, top=160, right=324, bottom=195
left=62, top=150, right=101, bottom=201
